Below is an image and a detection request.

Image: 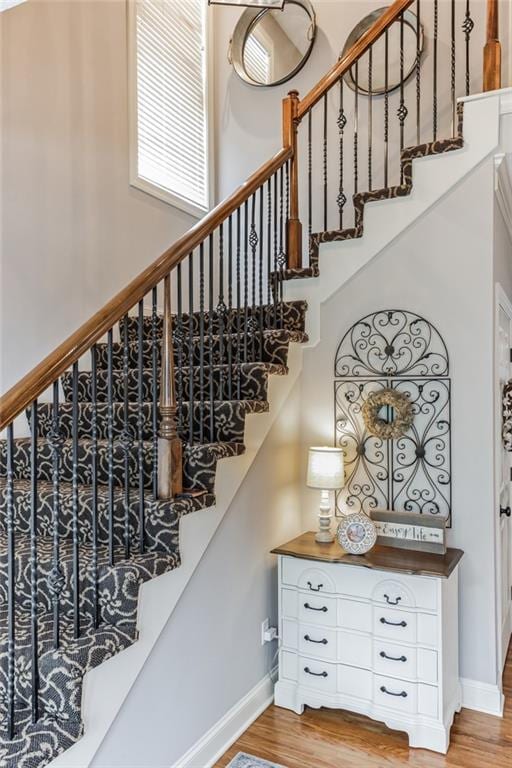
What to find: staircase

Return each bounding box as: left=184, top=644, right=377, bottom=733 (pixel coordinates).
left=0, top=0, right=504, bottom=765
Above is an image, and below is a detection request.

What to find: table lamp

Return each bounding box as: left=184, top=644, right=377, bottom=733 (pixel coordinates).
left=307, top=447, right=345, bottom=543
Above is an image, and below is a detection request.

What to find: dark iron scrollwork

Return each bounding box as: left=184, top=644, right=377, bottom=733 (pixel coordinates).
left=335, top=310, right=449, bottom=378
left=334, top=310, right=451, bottom=525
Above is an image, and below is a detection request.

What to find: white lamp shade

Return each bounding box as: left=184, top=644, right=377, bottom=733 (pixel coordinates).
left=307, top=447, right=345, bottom=490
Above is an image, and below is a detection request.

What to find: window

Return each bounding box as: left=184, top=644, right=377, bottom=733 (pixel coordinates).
left=129, top=0, right=210, bottom=217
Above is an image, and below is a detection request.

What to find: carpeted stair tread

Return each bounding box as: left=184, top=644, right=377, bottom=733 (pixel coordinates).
left=121, top=300, right=308, bottom=342
left=60, top=362, right=286, bottom=403
left=94, top=328, right=308, bottom=370
left=0, top=478, right=214, bottom=550
left=0, top=439, right=245, bottom=493
left=0, top=532, right=181, bottom=625
left=0, top=704, right=83, bottom=766
left=32, top=399, right=270, bottom=443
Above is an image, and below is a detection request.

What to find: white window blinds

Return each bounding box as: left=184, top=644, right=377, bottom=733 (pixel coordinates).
left=132, top=0, right=209, bottom=215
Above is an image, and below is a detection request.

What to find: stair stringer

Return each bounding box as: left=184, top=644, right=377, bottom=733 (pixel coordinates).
left=47, top=343, right=305, bottom=768
left=283, top=93, right=502, bottom=345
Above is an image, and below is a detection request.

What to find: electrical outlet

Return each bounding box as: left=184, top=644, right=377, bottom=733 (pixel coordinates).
left=261, top=618, right=270, bottom=645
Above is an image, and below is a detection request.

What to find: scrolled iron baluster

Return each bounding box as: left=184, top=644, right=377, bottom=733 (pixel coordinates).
left=354, top=58, right=359, bottom=198
left=189, top=253, right=196, bottom=443
left=107, top=329, right=115, bottom=566
left=158, top=273, right=183, bottom=499
left=384, top=29, right=389, bottom=188
left=451, top=0, right=456, bottom=135
left=368, top=46, right=373, bottom=191
left=462, top=0, right=474, bottom=96
left=397, top=12, right=408, bottom=183
left=433, top=0, right=438, bottom=140
left=236, top=208, right=242, bottom=399
left=307, top=109, right=312, bottom=239
left=218, top=222, right=226, bottom=415
left=323, top=91, right=328, bottom=232
left=208, top=234, right=215, bottom=440
left=249, top=195, right=258, bottom=361
left=227, top=215, right=233, bottom=401
left=337, top=78, right=346, bottom=229
left=258, top=185, right=265, bottom=361
left=151, top=287, right=158, bottom=500
left=30, top=400, right=40, bottom=722
left=416, top=0, right=421, bottom=145
left=243, top=201, right=249, bottom=362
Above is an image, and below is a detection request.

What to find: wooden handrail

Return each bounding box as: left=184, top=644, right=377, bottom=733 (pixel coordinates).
left=296, top=0, right=414, bottom=120
left=0, top=147, right=292, bottom=430
left=483, top=0, right=501, bottom=91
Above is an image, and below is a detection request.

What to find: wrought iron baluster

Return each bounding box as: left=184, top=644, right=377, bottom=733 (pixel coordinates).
left=218, top=223, right=226, bottom=435
left=151, top=287, right=158, bottom=500
left=267, top=179, right=272, bottom=307
left=416, top=0, right=421, bottom=145
left=236, top=208, right=242, bottom=399
left=6, top=423, right=15, bottom=739
left=209, top=234, right=215, bottom=440
left=122, top=317, right=131, bottom=559
left=463, top=0, right=474, bottom=96
left=107, top=329, right=115, bottom=566
left=323, top=92, right=328, bottom=231
left=258, top=185, right=264, bottom=360
left=198, top=245, right=205, bottom=442
left=384, top=29, right=389, bottom=188
left=398, top=13, right=407, bottom=183
left=243, top=201, right=249, bottom=361
left=50, top=380, right=62, bottom=648
left=250, top=196, right=257, bottom=361
left=227, top=215, right=233, bottom=401
left=137, top=302, right=145, bottom=554
left=158, top=273, right=182, bottom=499
left=71, top=361, right=80, bottom=638
left=433, top=0, right=438, bottom=140
left=91, top=345, right=99, bottom=625
left=354, top=59, right=359, bottom=198
left=273, top=172, right=279, bottom=330
left=30, top=401, right=39, bottom=722
left=338, top=78, right=346, bottom=229
left=307, top=109, right=312, bottom=239
left=278, top=166, right=285, bottom=328
left=368, top=47, right=373, bottom=191
left=451, top=0, right=456, bottom=135
left=189, top=253, right=195, bottom=444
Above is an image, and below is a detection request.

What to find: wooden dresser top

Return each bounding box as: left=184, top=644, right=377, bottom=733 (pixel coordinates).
left=271, top=532, right=463, bottom=579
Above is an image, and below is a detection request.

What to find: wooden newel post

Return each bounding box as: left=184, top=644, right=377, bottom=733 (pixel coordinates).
left=483, top=0, right=501, bottom=91
left=282, top=90, right=302, bottom=271
left=158, top=273, right=183, bottom=500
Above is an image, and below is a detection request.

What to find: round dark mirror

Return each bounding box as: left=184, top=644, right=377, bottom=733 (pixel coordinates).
left=341, top=8, right=423, bottom=95
left=230, top=0, right=316, bottom=87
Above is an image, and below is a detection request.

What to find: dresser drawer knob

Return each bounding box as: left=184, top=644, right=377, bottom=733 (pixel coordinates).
left=380, top=685, right=407, bottom=698
left=384, top=593, right=402, bottom=606
left=304, top=602, right=328, bottom=612
left=304, top=634, right=328, bottom=645
left=307, top=581, right=324, bottom=592
left=380, top=651, right=407, bottom=662
left=304, top=667, right=328, bottom=678
left=380, top=617, right=407, bottom=627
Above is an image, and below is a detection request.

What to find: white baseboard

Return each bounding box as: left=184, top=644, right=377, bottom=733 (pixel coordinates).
left=460, top=678, right=504, bottom=717
left=172, top=671, right=276, bottom=768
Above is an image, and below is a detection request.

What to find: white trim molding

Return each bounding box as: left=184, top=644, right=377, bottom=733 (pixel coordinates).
left=460, top=678, right=504, bottom=717
left=495, top=154, right=512, bottom=243
left=172, top=671, right=275, bottom=768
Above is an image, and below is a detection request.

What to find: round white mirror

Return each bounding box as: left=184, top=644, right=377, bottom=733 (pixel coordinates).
left=230, top=0, right=316, bottom=87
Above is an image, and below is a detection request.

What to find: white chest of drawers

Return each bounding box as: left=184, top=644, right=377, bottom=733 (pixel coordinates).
left=272, top=533, right=463, bottom=754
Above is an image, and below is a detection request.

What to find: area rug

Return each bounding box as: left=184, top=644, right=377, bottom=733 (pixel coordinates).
left=226, top=752, right=287, bottom=768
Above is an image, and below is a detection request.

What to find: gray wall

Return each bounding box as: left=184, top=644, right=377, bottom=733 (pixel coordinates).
left=300, top=159, right=498, bottom=685
left=92, top=383, right=303, bottom=768
left=0, top=0, right=194, bottom=394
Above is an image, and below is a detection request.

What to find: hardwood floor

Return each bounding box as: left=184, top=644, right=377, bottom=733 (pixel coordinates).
left=216, top=646, right=512, bottom=768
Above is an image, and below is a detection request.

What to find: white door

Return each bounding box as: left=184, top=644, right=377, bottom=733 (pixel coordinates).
left=496, top=288, right=512, bottom=671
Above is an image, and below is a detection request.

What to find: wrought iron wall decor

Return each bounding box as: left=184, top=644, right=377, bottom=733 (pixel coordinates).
left=334, top=310, right=451, bottom=524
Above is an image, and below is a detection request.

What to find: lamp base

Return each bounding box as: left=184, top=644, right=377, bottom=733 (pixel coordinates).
left=315, top=530, right=335, bottom=544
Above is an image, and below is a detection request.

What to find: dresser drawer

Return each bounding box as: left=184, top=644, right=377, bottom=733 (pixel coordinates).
left=373, top=640, right=438, bottom=684
left=371, top=577, right=437, bottom=612
left=281, top=559, right=336, bottom=594
left=282, top=619, right=338, bottom=662
left=282, top=588, right=337, bottom=627
left=281, top=557, right=439, bottom=611
left=373, top=606, right=438, bottom=647
left=374, top=674, right=438, bottom=719
left=299, top=657, right=338, bottom=694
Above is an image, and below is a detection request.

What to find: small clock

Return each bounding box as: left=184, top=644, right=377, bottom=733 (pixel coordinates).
left=336, top=512, right=377, bottom=555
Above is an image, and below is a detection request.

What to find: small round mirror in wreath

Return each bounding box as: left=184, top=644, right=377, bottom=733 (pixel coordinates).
left=362, top=388, right=414, bottom=441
